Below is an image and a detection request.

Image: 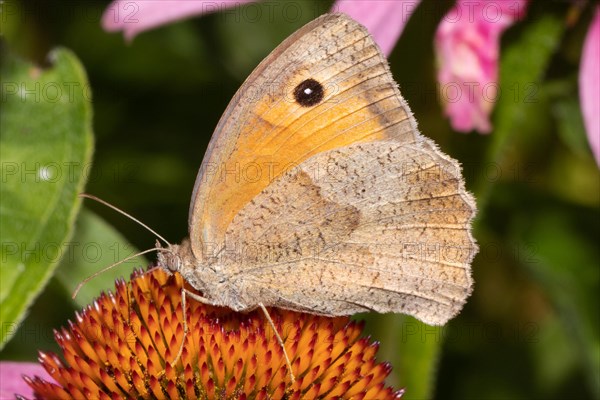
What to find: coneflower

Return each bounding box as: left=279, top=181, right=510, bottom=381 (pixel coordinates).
left=24, top=268, right=403, bottom=399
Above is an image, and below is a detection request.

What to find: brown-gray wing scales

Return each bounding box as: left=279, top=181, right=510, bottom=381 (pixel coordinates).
left=223, top=140, right=477, bottom=325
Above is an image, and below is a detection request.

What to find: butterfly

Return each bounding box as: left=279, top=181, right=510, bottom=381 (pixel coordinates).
left=147, top=13, right=478, bottom=379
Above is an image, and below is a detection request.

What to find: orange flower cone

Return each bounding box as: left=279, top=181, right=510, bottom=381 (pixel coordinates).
left=25, top=268, right=403, bottom=399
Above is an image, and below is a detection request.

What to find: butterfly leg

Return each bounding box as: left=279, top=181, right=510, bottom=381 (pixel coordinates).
left=170, top=288, right=215, bottom=366
left=259, top=302, right=296, bottom=384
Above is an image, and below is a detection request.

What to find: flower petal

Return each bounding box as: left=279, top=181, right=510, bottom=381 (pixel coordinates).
left=579, top=6, right=600, bottom=165
left=102, top=0, right=255, bottom=40
left=332, top=0, right=422, bottom=57
left=435, top=0, right=528, bottom=133
left=0, top=361, right=54, bottom=399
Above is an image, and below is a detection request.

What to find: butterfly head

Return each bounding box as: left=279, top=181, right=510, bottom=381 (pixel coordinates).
left=156, top=239, right=193, bottom=274
left=157, top=239, right=223, bottom=304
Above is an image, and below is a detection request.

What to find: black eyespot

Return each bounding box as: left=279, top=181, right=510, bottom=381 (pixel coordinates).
left=293, top=78, right=324, bottom=107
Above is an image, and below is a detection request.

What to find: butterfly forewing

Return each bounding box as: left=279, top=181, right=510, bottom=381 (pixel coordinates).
left=189, top=13, right=420, bottom=253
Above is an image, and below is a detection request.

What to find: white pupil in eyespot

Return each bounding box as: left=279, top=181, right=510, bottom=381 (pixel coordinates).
left=304, top=88, right=313, bottom=95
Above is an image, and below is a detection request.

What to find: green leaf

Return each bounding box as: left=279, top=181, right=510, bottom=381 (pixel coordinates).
left=475, top=15, right=565, bottom=210
left=55, top=208, right=148, bottom=308
left=552, top=92, right=591, bottom=158
left=396, top=318, right=443, bottom=400
left=361, top=314, right=442, bottom=399
left=514, top=210, right=600, bottom=398
left=0, top=48, right=93, bottom=348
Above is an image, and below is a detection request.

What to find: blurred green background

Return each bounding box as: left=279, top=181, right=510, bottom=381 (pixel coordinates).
left=1, top=0, right=598, bottom=399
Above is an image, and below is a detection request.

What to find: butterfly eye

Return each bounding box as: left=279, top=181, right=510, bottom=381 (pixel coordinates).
left=293, top=78, right=324, bottom=107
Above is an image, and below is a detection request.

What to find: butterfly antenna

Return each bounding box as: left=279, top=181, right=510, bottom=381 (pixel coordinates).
left=79, top=193, right=171, bottom=246
left=72, top=247, right=164, bottom=299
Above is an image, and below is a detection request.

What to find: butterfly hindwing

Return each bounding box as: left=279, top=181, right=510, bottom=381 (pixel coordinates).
left=219, top=140, right=475, bottom=324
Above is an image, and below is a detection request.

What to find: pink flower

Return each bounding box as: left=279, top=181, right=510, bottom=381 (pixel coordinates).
left=579, top=6, right=600, bottom=165
left=332, top=0, right=422, bottom=57
left=104, top=0, right=600, bottom=144
left=0, top=361, right=54, bottom=398
left=102, top=0, right=254, bottom=41
left=434, top=0, right=528, bottom=133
